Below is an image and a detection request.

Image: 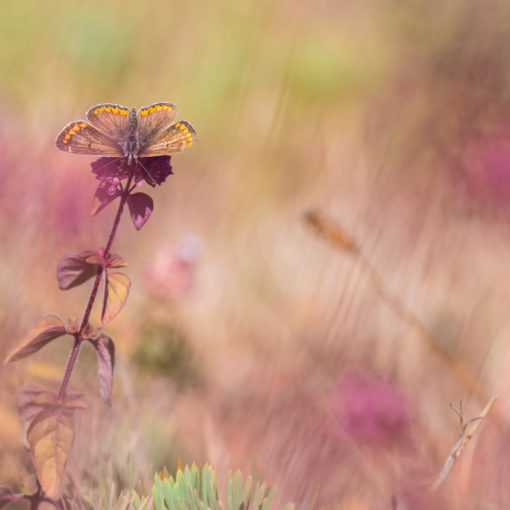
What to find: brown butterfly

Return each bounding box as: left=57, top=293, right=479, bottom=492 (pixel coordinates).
left=56, top=102, right=196, bottom=165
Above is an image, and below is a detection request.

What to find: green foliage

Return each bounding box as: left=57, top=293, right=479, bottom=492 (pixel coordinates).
left=134, top=322, right=200, bottom=388
left=93, top=487, right=152, bottom=510
left=129, top=464, right=293, bottom=510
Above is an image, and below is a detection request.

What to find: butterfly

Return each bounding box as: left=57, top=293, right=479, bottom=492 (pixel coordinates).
left=56, top=102, right=196, bottom=165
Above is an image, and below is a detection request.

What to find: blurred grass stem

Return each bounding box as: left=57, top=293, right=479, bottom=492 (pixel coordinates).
left=305, top=210, right=490, bottom=404
left=431, top=395, right=498, bottom=492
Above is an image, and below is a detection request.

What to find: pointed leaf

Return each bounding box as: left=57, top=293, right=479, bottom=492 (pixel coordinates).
left=226, top=471, right=233, bottom=510
left=101, top=272, right=131, bottom=324
left=57, top=252, right=101, bottom=290
left=4, top=315, right=67, bottom=363
left=27, top=407, right=75, bottom=498
left=94, top=334, right=115, bottom=407
left=232, top=470, right=243, bottom=510
left=261, top=487, right=275, bottom=510
left=16, top=386, right=57, bottom=431
left=152, top=478, right=165, bottom=510
left=241, top=475, right=253, bottom=507
left=91, top=187, right=121, bottom=216
left=16, top=387, right=85, bottom=449
left=84, top=253, right=106, bottom=265
left=62, top=392, right=88, bottom=411
left=106, top=253, right=128, bottom=269
left=127, top=192, right=154, bottom=230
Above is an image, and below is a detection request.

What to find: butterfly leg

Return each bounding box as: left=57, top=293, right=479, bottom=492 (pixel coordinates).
left=134, top=156, right=156, bottom=186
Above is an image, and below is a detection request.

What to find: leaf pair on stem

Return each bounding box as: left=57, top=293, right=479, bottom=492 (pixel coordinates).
left=3, top=313, right=115, bottom=496
left=57, top=249, right=131, bottom=323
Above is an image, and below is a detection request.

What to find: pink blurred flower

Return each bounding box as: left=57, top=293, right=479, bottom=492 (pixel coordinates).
left=142, top=234, right=202, bottom=300
left=457, top=126, right=510, bottom=207
left=329, top=371, right=410, bottom=447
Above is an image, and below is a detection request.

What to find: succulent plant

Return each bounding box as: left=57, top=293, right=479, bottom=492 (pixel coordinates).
left=127, top=464, right=293, bottom=510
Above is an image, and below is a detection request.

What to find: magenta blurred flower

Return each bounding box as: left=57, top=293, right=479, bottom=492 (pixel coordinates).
left=141, top=235, right=202, bottom=300
left=330, top=371, right=410, bottom=447
left=458, top=129, right=510, bottom=206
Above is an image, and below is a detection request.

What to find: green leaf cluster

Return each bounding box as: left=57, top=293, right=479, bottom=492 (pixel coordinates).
left=129, top=464, right=293, bottom=510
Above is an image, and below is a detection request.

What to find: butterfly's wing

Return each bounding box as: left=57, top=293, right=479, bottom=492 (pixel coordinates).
left=137, top=102, right=178, bottom=146
left=138, top=121, right=196, bottom=156
left=86, top=103, right=132, bottom=143
left=56, top=120, right=124, bottom=156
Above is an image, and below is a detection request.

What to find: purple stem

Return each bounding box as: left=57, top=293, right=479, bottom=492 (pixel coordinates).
left=57, top=171, right=134, bottom=401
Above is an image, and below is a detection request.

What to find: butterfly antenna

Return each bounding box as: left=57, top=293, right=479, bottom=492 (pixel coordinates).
left=135, top=157, right=156, bottom=187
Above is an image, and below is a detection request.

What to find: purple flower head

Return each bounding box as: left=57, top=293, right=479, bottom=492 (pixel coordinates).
left=90, top=156, right=173, bottom=217
left=330, top=371, right=411, bottom=447
left=91, top=156, right=173, bottom=192
left=452, top=121, right=510, bottom=214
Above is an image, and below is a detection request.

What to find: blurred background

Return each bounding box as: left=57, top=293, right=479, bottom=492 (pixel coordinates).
left=2, top=0, right=510, bottom=508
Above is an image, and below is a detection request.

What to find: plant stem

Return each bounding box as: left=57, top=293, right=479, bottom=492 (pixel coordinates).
left=103, top=173, right=133, bottom=257
left=57, top=335, right=81, bottom=401
left=57, top=171, right=133, bottom=401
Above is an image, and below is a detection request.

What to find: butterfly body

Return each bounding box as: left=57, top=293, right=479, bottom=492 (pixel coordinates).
left=56, top=102, right=196, bottom=163
left=125, top=107, right=139, bottom=165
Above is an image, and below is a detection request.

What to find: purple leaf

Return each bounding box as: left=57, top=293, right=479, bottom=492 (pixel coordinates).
left=90, top=157, right=124, bottom=178
left=61, top=392, right=87, bottom=411
left=140, top=156, right=173, bottom=185
left=105, top=253, right=128, bottom=269
left=84, top=253, right=106, bottom=265
left=4, top=315, right=67, bottom=363
left=94, top=334, right=115, bottom=407
left=127, top=192, right=154, bottom=230
left=91, top=186, right=121, bottom=216
left=27, top=407, right=76, bottom=497
left=15, top=385, right=58, bottom=448
left=57, top=251, right=102, bottom=290
left=15, top=386, right=86, bottom=494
